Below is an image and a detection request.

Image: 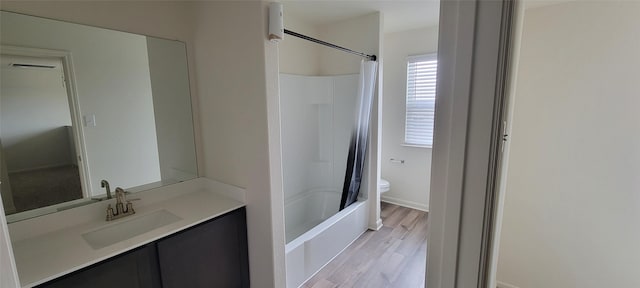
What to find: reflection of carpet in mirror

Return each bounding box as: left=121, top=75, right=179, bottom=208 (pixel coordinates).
left=8, top=165, right=83, bottom=214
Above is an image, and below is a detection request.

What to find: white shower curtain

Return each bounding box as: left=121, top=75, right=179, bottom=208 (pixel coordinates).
left=340, top=60, right=378, bottom=210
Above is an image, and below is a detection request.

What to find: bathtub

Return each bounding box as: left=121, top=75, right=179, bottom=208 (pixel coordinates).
left=285, top=190, right=368, bottom=288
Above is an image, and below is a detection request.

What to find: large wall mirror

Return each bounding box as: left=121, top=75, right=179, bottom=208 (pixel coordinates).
left=0, top=11, right=198, bottom=222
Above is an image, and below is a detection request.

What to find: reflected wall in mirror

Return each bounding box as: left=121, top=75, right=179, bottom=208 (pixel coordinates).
left=0, top=11, right=198, bottom=222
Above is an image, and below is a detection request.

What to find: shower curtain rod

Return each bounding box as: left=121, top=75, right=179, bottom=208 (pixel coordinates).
left=284, top=29, right=377, bottom=61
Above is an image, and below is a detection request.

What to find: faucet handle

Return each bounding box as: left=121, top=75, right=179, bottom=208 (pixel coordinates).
left=106, top=204, right=114, bottom=221
left=126, top=202, right=136, bottom=214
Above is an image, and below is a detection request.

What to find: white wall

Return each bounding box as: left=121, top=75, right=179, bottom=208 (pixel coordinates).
left=278, top=13, right=322, bottom=76
left=279, top=11, right=382, bottom=79
left=1, top=11, right=161, bottom=196
left=318, top=13, right=380, bottom=76
left=0, top=56, right=74, bottom=172
left=381, top=26, right=438, bottom=211
left=191, top=2, right=285, bottom=286
left=497, top=3, right=640, bottom=288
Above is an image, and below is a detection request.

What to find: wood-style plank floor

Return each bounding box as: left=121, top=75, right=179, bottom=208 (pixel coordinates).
left=302, top=202, right=428, bottom=288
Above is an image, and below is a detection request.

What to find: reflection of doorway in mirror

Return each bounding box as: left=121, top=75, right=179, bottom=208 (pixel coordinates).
left=0, top=50, right=88, bottom=215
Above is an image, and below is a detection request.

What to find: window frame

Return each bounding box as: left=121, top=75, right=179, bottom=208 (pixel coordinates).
left=404, top=53, right=438, bottom=149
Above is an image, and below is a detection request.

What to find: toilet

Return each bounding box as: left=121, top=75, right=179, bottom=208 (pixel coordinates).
left=379, top=178, right=390, bottom=194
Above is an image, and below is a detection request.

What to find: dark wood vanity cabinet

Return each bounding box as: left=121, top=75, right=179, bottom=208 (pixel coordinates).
left=38, top=244, right=161, bottom=288
left=157, top=207, right=250, bottom=288
left=39, top=207, right=249, bottom=288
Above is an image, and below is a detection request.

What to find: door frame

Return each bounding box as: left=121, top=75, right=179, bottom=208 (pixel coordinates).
left=487, top=1, right=527, bottom=287
left=1, top=45, right=92, bottom=199
left=426, top=0, right=516, bottom=287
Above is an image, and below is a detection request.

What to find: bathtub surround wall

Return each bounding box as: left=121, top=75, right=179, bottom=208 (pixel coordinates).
left=497, top=2, right=640, bottom=288
left=340, top=61, right=378, bottom=210
left=381, top=26, right=438, bottom=211
left=280, top=73, right=359, bottom=241
left=278, top=11, right=383, bottom=229
left=0, top=2, right=286, bottom=287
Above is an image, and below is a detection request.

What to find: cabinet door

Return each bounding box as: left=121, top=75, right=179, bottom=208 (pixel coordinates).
left=157, top=207, right=249, bottom=288
left=38, top=244, right=161, bottom=288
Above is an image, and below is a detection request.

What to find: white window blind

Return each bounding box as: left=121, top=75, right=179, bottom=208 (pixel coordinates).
left=405, top=53, right=437, bottom=148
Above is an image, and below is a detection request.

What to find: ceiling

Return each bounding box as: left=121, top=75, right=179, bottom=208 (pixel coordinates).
left=282, top=0, right=440, bottom=33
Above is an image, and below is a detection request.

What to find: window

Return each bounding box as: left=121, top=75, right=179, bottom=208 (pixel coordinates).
left=405, top=53, right=437, bottom=148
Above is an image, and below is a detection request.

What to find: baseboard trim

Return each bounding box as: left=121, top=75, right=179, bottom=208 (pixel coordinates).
left=497, top=281, right=520, bottom=288
left=368, top=218, right=383, bottom=231
left=380, top=196, right=429, bottom=212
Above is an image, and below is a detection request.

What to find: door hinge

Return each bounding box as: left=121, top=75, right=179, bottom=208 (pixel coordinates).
left=501, top=121, right=509, bottom=152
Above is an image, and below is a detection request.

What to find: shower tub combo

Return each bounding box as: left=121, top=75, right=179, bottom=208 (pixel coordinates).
left=280, top=68, right=376, bottom=287
left=285, top=190, right=368, bottom=288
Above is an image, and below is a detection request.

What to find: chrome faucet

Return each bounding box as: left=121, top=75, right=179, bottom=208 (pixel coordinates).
left=106, top=187, right=135, bottom=221
left=100, top=180, right=112, bottom=199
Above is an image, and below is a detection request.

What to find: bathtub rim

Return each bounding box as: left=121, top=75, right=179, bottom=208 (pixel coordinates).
left=285, top=199, right=366, bottom=253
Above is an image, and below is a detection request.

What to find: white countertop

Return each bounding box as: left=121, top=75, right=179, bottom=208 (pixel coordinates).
left=8, top=178, right=245, bottom=287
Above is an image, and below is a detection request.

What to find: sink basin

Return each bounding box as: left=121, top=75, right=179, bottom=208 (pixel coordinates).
left=82, top=209, right=181, bottom=249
